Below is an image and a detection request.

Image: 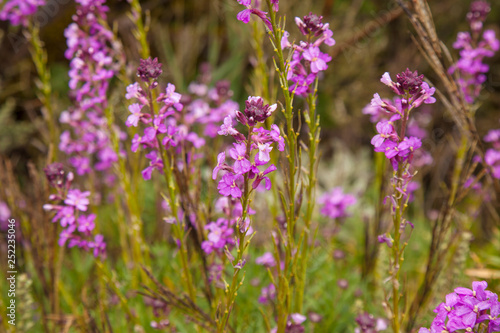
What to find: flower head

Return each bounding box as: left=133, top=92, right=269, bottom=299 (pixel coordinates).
left=396, top=68, right=424, bottom=95
left=137, top=57, right=163, bottom=82
left=242, top=96, right=277, bottom=126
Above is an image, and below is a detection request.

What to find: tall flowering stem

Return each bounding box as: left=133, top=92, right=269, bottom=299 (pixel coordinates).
left=235, top=1, right=335, bottom=329
left=267, top=8, right=298, bottom=333
left=212, top=97, right=283, bottom=331
left=368, top=69, right=436, bottom=332
left=126, top=58, right=196, bottom=300
left=266, top=4, right=335, bottom=327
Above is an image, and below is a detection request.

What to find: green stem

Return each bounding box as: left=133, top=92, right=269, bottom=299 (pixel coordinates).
left=26, top=23, right=58, bottom=162
left=147, top=87, right=196, bottom=301
left=265, top=3, right=298, bottom=331
left=295, top=88, right=320, bottom=313
left=129, top=0, right=151, bottom=59
left=217, top=127, right=255, bottom=332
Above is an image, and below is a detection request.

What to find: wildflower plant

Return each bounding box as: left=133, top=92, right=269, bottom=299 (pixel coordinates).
left=367, top=68, right=436, bottom=332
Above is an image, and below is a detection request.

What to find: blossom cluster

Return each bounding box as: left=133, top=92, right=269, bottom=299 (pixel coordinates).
left=201, top=197, right=255, bottom=255
left=419, top=281, right=500, bottom=333
left=43, top=163, right=106, bottom=257
left=126, top=59, right=238, bottom=180
left=59, top=0, right=120, bottom=178
left=212, top=96, right=285, bottom=199
left=318, top=187, right=357, bottom=220
left=281, top=13, right=335, bottom=96
left=0, top=0, right=45, bottom=27
left=484, top=128, right=500, bottom=179
left=449, top=1, right=499, bottom=104
left=368, top=69, right=435, bottom=171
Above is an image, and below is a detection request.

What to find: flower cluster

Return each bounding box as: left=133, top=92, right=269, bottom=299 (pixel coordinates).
left=59, top=0, right=121, bottom=177
left=318, top=187, right=357, bottom=220
left=185, top=77, right=239, bottom=139
left=419, top=281, right=500, bottom=333
left=213, top=96, right=284, bottom=199
left=125, top=58, right=182, bottom=179
left=449, top=1, right=499, bottom=104
left=201, top=218, right=235, bottom=254
left=258, top=283, right=276, bottom=305
left=280, top=13, right=335, bottom=96
left=127, top=60, right=239, bottom=180
left=368, top=69, right=435, bottom=171
left=236, top=0, right=279, bottom=30
left=484, top=128, right=500, bottom=179
left=43, top=163, right=106, bottom=257
left=354, top=313, right=388, bottom=333
left=0, top=0, right=45, bottom=27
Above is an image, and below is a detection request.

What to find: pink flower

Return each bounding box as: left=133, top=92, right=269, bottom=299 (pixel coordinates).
left=77, top=214, right=96, bottom=233
left=65, top=189, right=91, bottom=212
left=217, top=173, right=243, bottom=198
left=229, top=143, right=252, bottom=174
left=255, top=252, right=276, bottom=267
left=126, top=103, right=144, bottom=127
left=218, top=115, right=239, bottom=136
left=302, top=46, right=330, bottom=73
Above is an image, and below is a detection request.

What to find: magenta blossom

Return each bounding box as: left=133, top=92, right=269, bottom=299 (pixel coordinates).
left=318, top=187, right=357, bottom=220
left=65, top=189, right=91, bottom=212
left=217, top=173, right=243, bottom=199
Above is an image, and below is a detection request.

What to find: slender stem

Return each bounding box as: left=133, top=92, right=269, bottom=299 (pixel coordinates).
left=217, top=127, right=254, bottom=332
left=295, top=88, right=320, bottom=313
left=26, top=23, right=58, bottom=162
left=129, top=0, right=151, bottom=60
left=266, top=3, right=298, bottom=331
left=147, top=86, right=196, bottom=301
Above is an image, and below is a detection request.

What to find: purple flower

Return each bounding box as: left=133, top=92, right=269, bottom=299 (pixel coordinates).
left=201, top=218, right=235, bottom=254
left=256, top=143, right=273, bottom=164
left=142, top=151, right=164, bottom=180
left=318, top=187, right=357, bottom=219
left=126, top=103, right=144, bottom=127
left=159, top=83, right=182, bottom=108
left=77, top=214, right=96, bottom=233
left=258, top=283, right=276, bottom=304
left=137, top=57, right=162, bottom=82
left=218, top=115, right=239, bottom=136
left=251, top=164, right=277, bottom=191
left=302, top=46, right=330, bottom=73
left=53, top=206, right=76, bottom=227
left=229, top=143, right=251, bottom=174
left=371, top=121, right=397, bottom=148
left=65, top=189, right=91, bottom=212
left=213, top=152, right=230, bottom=180
left=377, top=234, right=393, bottom=248
left=89, top=234, right=106, bottom=257
left=0, top=0, right=46, bottom=27
left=236, top=3, right=272, bottom=31
left=255, top=252, right=276, bottom=267
left=241, top=96, right=277, bottom=126
left=217, top=173, right=243, bottom=198
left=59, top=226, right=76, bottom=247
left=419, top=281, right=500, bottom=333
